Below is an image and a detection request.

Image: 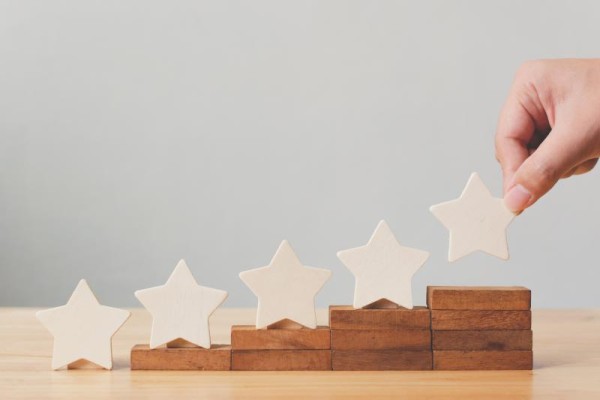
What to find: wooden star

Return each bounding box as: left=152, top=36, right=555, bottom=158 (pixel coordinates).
left=239, top=240, right=331, bottom=329
left=430, top=172, right=515, bottom=262
left=36, top=279, right=130, bottom=370
left=135, top=259, right=228, bottom=349
left=337, top=220, right=430, bottom=309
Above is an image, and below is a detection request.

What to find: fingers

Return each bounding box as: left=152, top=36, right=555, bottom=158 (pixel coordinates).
left=563, top=158, right=598, bottom=178
left=495, top=101, right=535, bottom=193
left=504, top=123, right=589, bottom=212
left=495, top=64, right=551, bottom=192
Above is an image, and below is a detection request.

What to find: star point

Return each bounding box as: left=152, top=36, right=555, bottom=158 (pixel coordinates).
left=36, top=279, right=130, bottom=370
left=430, top=172, right=515, bottom=262
left=337, top=220, right=430, bottom=309
left=135, top=260, right=228, bottom=349
left=239, top=240, right=331, bottom=329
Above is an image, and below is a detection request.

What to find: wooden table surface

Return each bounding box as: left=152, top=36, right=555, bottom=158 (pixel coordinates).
left=1, top=308, right=599, bottom=399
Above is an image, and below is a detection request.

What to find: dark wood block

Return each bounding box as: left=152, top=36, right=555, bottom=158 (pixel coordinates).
left=130, top=344, right=231, bottom=370
left=231, top=325, right=330, bottom=350
left=331, top=329, right=431, bottom=351
left=329, top=305, right=430, bottom=330
left=433, top=350, right=533, bottom=370
left=231, top=350, right=331, bottom=371
left=433, top=330, right=532, bottom=351
left=431, top=310, right=531, bottom=330
left=427, top=286, right=531, bottom=310
left=332, top=350, right=432, bottom=371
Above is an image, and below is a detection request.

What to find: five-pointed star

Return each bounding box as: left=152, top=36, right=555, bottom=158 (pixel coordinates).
left=239, top=240, right=331, bottom=329
left=430, top=172, right=515, bottom=262
left=337, top=220, right=430, bottom=309
left=135, top=260, right=228, bottom=349
left=36, top=279, right=130, bottom=370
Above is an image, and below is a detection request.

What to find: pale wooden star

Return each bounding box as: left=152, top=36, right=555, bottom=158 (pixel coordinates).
left=337, top=220, right=429, bottom=309
left=135, top=259, right=228, bottom=349
left=239, top=240, right=332, bottom=329
left=36, top=279, right=130, bottom=370
left=430, top=172, right=515, bottom=262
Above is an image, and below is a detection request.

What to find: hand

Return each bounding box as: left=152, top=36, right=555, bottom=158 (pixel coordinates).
left=495, top=59, right=600, bottom=213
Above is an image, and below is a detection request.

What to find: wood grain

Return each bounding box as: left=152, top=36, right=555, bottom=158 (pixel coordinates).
left=231, top=325, right=330, bottom=350
left=433, top=330, right=532, bottom=351
left=130, top=344, right=231, bottom=370
left=232, top=350, right=331, bottom=371
left=5, top=308, right=600, bottom=399
left=331, top=329, right=431, bottom=350
left=427, top=286, right=531, bottom=310
left=431, top=310, right=531, bottom=330
left=433, top=350, right=533, bottom=370
left=332, top=350, right=432, bottom=370
left=329, top=305, right=430, bottom=330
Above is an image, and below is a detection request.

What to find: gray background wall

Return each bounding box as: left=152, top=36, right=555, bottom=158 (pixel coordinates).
left=1, top=0, right=598, bottom=308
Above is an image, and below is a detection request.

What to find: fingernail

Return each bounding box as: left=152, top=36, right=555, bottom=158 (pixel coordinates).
left=504, top=184, right=533, bottom=213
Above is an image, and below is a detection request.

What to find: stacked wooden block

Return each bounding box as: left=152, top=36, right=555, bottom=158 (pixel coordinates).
left=131, top=341, right=232, bottom=371
left=329, top=304, right=432, bottom=370
left=131, top=286, right=533, bottom=371
left=230, top=324, right=332, bottom=370
left=428, top=286, right=533, bottom=370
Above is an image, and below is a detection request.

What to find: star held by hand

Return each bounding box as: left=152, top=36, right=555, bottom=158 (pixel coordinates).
left=36, top=279, right=130, bottom=370
left=337, top=220, right=430, bottom=309
left=430, top=172, right=515, bottom=262
left=135, top=259, right=228, bottom=349
left=239, top=240, right=331, bottom=329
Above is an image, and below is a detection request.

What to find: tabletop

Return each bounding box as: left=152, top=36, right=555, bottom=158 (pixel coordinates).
left=1, top=308, right=599, bottom=399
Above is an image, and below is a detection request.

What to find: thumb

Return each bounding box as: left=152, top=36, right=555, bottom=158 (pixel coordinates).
left=504, top=124, right=586, bottom=212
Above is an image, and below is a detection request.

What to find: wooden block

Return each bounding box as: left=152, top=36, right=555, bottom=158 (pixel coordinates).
left=130, top=344, right=231, bottom=370
left=433, top=350, right=533, bottom=370
left=231, top=325, right=331, bottom=350
left=332, top=350, right=432, bottom=371
left=431, top=310, right=531, bottom=330
left=231, top=350, right=331, bottom=371
left=433, top=330, right=532, bottom=351
left=36, top=280, right=131, bottom=370
left=331, top=329, right=431, bottom=351
left=429, top=172, right=515, bottom=261
left=239, top=240, right=332, bottom=329
left=427, top=286, right=531, bottom=310
left=329, top=305, right=430, bottom=330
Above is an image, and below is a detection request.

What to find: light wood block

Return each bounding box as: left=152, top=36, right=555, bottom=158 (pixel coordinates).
left=231, top=350, right=331, bottom=371
left=332, top=350, right=432, bottom=370
left=130, top=344, right=231, bottom=370
left=329, top=305, right=430, bottom=330
left=134, top=260, right=228, bottom=349
left=239, top=240, right=331, bottom=329
left=427, top=286, right=531, bottom=310
left=433, top=330, right=532, bottom=351
left=231, top=325, right=330, bottom=350
left=331, top=329, right=431, bottom=350
left=431, top=310, right=531, bottom=330
left=429, top=172, right=515, bottom=261
left=36, top=280, right=130, bottom=370
left=336, top=220, right=430, bottom=309
left=433, top=350, right=533, bottom=370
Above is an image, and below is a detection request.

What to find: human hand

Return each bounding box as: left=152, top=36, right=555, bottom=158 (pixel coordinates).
left=495, top=59, right=600, bottom=213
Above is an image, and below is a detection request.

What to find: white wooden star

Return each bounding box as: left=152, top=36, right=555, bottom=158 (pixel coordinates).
left=135, top=259, right=228, bottom=349
left=337, top=220, right=429, bottom=309
left=36, top=279, right=130, bottom=370
left=239, top=240, right=331, bottom=329
left=430, top=172, right=515, bottom=262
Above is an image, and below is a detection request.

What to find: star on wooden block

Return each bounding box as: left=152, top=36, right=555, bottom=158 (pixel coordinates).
left=430, top=172, right=515, bottom=262
left=36, top=279, right=130, bottom=370
left=135, top=259, right=228, bottom=349
left=239, top=240, right=332, bottom=329
left=337, top=220, right=430, bottom=309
